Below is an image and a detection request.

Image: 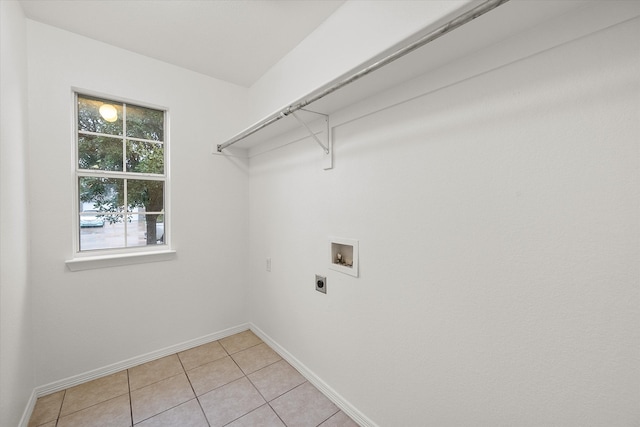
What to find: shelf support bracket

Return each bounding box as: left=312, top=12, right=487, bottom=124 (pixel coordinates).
left=288, top=109, right=333, bottom=170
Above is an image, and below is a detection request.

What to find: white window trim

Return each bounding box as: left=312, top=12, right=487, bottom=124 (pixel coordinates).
left=66, top=89, right=173, bottom=271
left=66, top=249, right=177, bottom=271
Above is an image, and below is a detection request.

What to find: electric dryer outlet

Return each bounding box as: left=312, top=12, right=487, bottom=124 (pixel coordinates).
left=315, top=275, right=326, bottom=294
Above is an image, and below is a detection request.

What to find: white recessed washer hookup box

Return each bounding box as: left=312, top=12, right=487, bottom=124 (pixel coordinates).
left=329, top=237, right=359, bottom=277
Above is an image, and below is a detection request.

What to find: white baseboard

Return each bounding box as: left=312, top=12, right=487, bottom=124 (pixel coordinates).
left=18, top=389, right=37, bottom=427
left=21, top=322, right=376, bottom=427
left=249, top=323, right=378, bottom=427
left=32, top=323, right=250, bottom=399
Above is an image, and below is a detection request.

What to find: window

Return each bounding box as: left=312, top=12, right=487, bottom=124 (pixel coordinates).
left=75, top=93, right=167, bottom=253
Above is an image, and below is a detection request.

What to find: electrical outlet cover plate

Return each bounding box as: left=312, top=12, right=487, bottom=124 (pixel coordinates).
left=315, top=275, right=326, bottom=294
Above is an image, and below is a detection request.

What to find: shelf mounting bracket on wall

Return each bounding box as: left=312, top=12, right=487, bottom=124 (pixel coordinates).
left=287, top=109, right=332, bottom=170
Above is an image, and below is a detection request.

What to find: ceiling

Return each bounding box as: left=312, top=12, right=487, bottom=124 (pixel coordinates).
left=19, top=0, right=345, bottom=87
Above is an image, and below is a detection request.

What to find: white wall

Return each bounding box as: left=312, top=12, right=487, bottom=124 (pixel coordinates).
left=0, top=1, right=35, bottom=426
left=248, top=11, right=640, bottom=427
left=27, top=21, right=250, bottom=386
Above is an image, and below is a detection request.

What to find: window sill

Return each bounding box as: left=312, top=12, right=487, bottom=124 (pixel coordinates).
left=66, top=249, right=177, bottom=272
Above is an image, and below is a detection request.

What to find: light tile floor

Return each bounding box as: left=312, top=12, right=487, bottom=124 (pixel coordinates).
left=28, top=330, right=359, bottom=427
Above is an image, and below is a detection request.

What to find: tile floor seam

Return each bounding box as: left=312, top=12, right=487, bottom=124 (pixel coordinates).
left=54, top=389, right=65, bottom=427
left=56, top=393, right=131, bottom=425
left=183, top=353, right=230, bottom=371
left=127, top=369, right=133, bottom=427
left=195, top=397, right=213, bottom=427
left=132, top=398, right=192, bottom=425
left=128, top=355, right=186, bottom=392
left=236, top=357, right=282, bottom=377
left=249, top=356, right=288, bottom=375
left=245, top=367, right=296, bottom=404
left=186, top=357, right=247, bottom=397
left=176, top=354, right=197, bottom=398
left=198, top=376, right=266, bottom=427
left=56, top=388, right=68, bottom=426
left=266, top=401, right=289, bottom=427
left=55, top=390, right=131, bottom=420
left=176, top=349, right=212, bottom=427
left=131, top=373, right=196, bottom=425
left=244, top=373, right=268, bottom=402
left=227, top=351, right=250, bottom=377
left=222, top=344, right=231, bottom=356
left=270, top=381, right=343, bottom=427
left=179, top=340, right=233, bottom=370
left=131, top=397, right=201, bottom=426
left=316, top=409, right=341, bottom=427
left=231, top=344, right=284, bottom=376
left=185, top=354, right=238, bottom=375
left=129, top=370, right=186, bottom=394
left=219, top=396, right=261, bottom=427
left=283, top=380, right=308, bottom=395
left=192, top=380, right=244, bottom=399
left=225, top=341, right=263, bottom=355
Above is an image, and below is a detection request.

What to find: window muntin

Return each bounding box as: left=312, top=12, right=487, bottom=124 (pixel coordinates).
left=76, top=94, right=167, bottom=253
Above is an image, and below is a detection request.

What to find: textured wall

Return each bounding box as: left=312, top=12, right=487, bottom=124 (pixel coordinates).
left=248, top=12, right=640, bottom=426
left=0, top=1, right=35, bottom=426
left=26, top=20, right=250, bottom=387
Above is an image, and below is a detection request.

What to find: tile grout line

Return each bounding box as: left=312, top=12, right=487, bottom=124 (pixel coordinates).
left=133, top=397, right=204, bottom=426
left=128, top=351, right=199, bottom=425
left=226, top=350, right=266, bottom=426
left=223, top=340, right=263, bottom=356
left=226, top=332, right=338, bottom=427
left=182, top=357, right=245, bottom=398
left=131, top=370, right=186, bottom=394
left=315, top=409, right=342, bottom=427
left=177, top=348, right=212, bottom=427
left=266, top=381, right=311, bottom=427
left=266, top=399, right=289, bottom=427
left=54, top=389, right=66, bottom=426
left=242, top=368, right=290, bottom=426
left=218, top=333, right=288, bottom=426
left=209, top=336, right=256, bottom=427
left=127, top=369, right=133, bottom=427
left=247, top=360, right=307, bottom=403
left=55, top=389, right=66, bottom=426
left=54, top=393, right=132, bottom=426
left=128, top=354, right=185, bottom=392
left=238, top=357, right=283, bottom=377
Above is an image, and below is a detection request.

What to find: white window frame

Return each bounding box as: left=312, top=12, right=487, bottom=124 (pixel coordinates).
left=66, top=90, right=175, bottom=271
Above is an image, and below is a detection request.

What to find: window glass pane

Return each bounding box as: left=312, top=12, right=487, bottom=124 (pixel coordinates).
left=126, top=140, right=164, bottom=174
left=127, top=179, right=164, bottom=214
left=79, top=177, right=124, bottom=213
left=127, top=214, right=165, bottom=247
left=126, top=104, right=164, bottom=141
left=78, top=95, right=123, bottom=135
left=80, top=215, right=126, bottom=251
left=78, top=135, right=123, bottom=171
left=79, top=177, right=127, bottom=251
left=127, top=179, right=164, bottom=245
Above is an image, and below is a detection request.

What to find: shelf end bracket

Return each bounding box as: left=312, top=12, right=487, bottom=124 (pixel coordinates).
left=290, top=110, right=332, bottom=170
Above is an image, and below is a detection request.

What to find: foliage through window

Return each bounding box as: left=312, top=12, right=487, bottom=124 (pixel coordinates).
left=76, top=94, right=167, bottom=252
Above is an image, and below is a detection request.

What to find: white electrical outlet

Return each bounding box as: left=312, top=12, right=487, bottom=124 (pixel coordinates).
left=266, top=258, right=271, bottom=272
